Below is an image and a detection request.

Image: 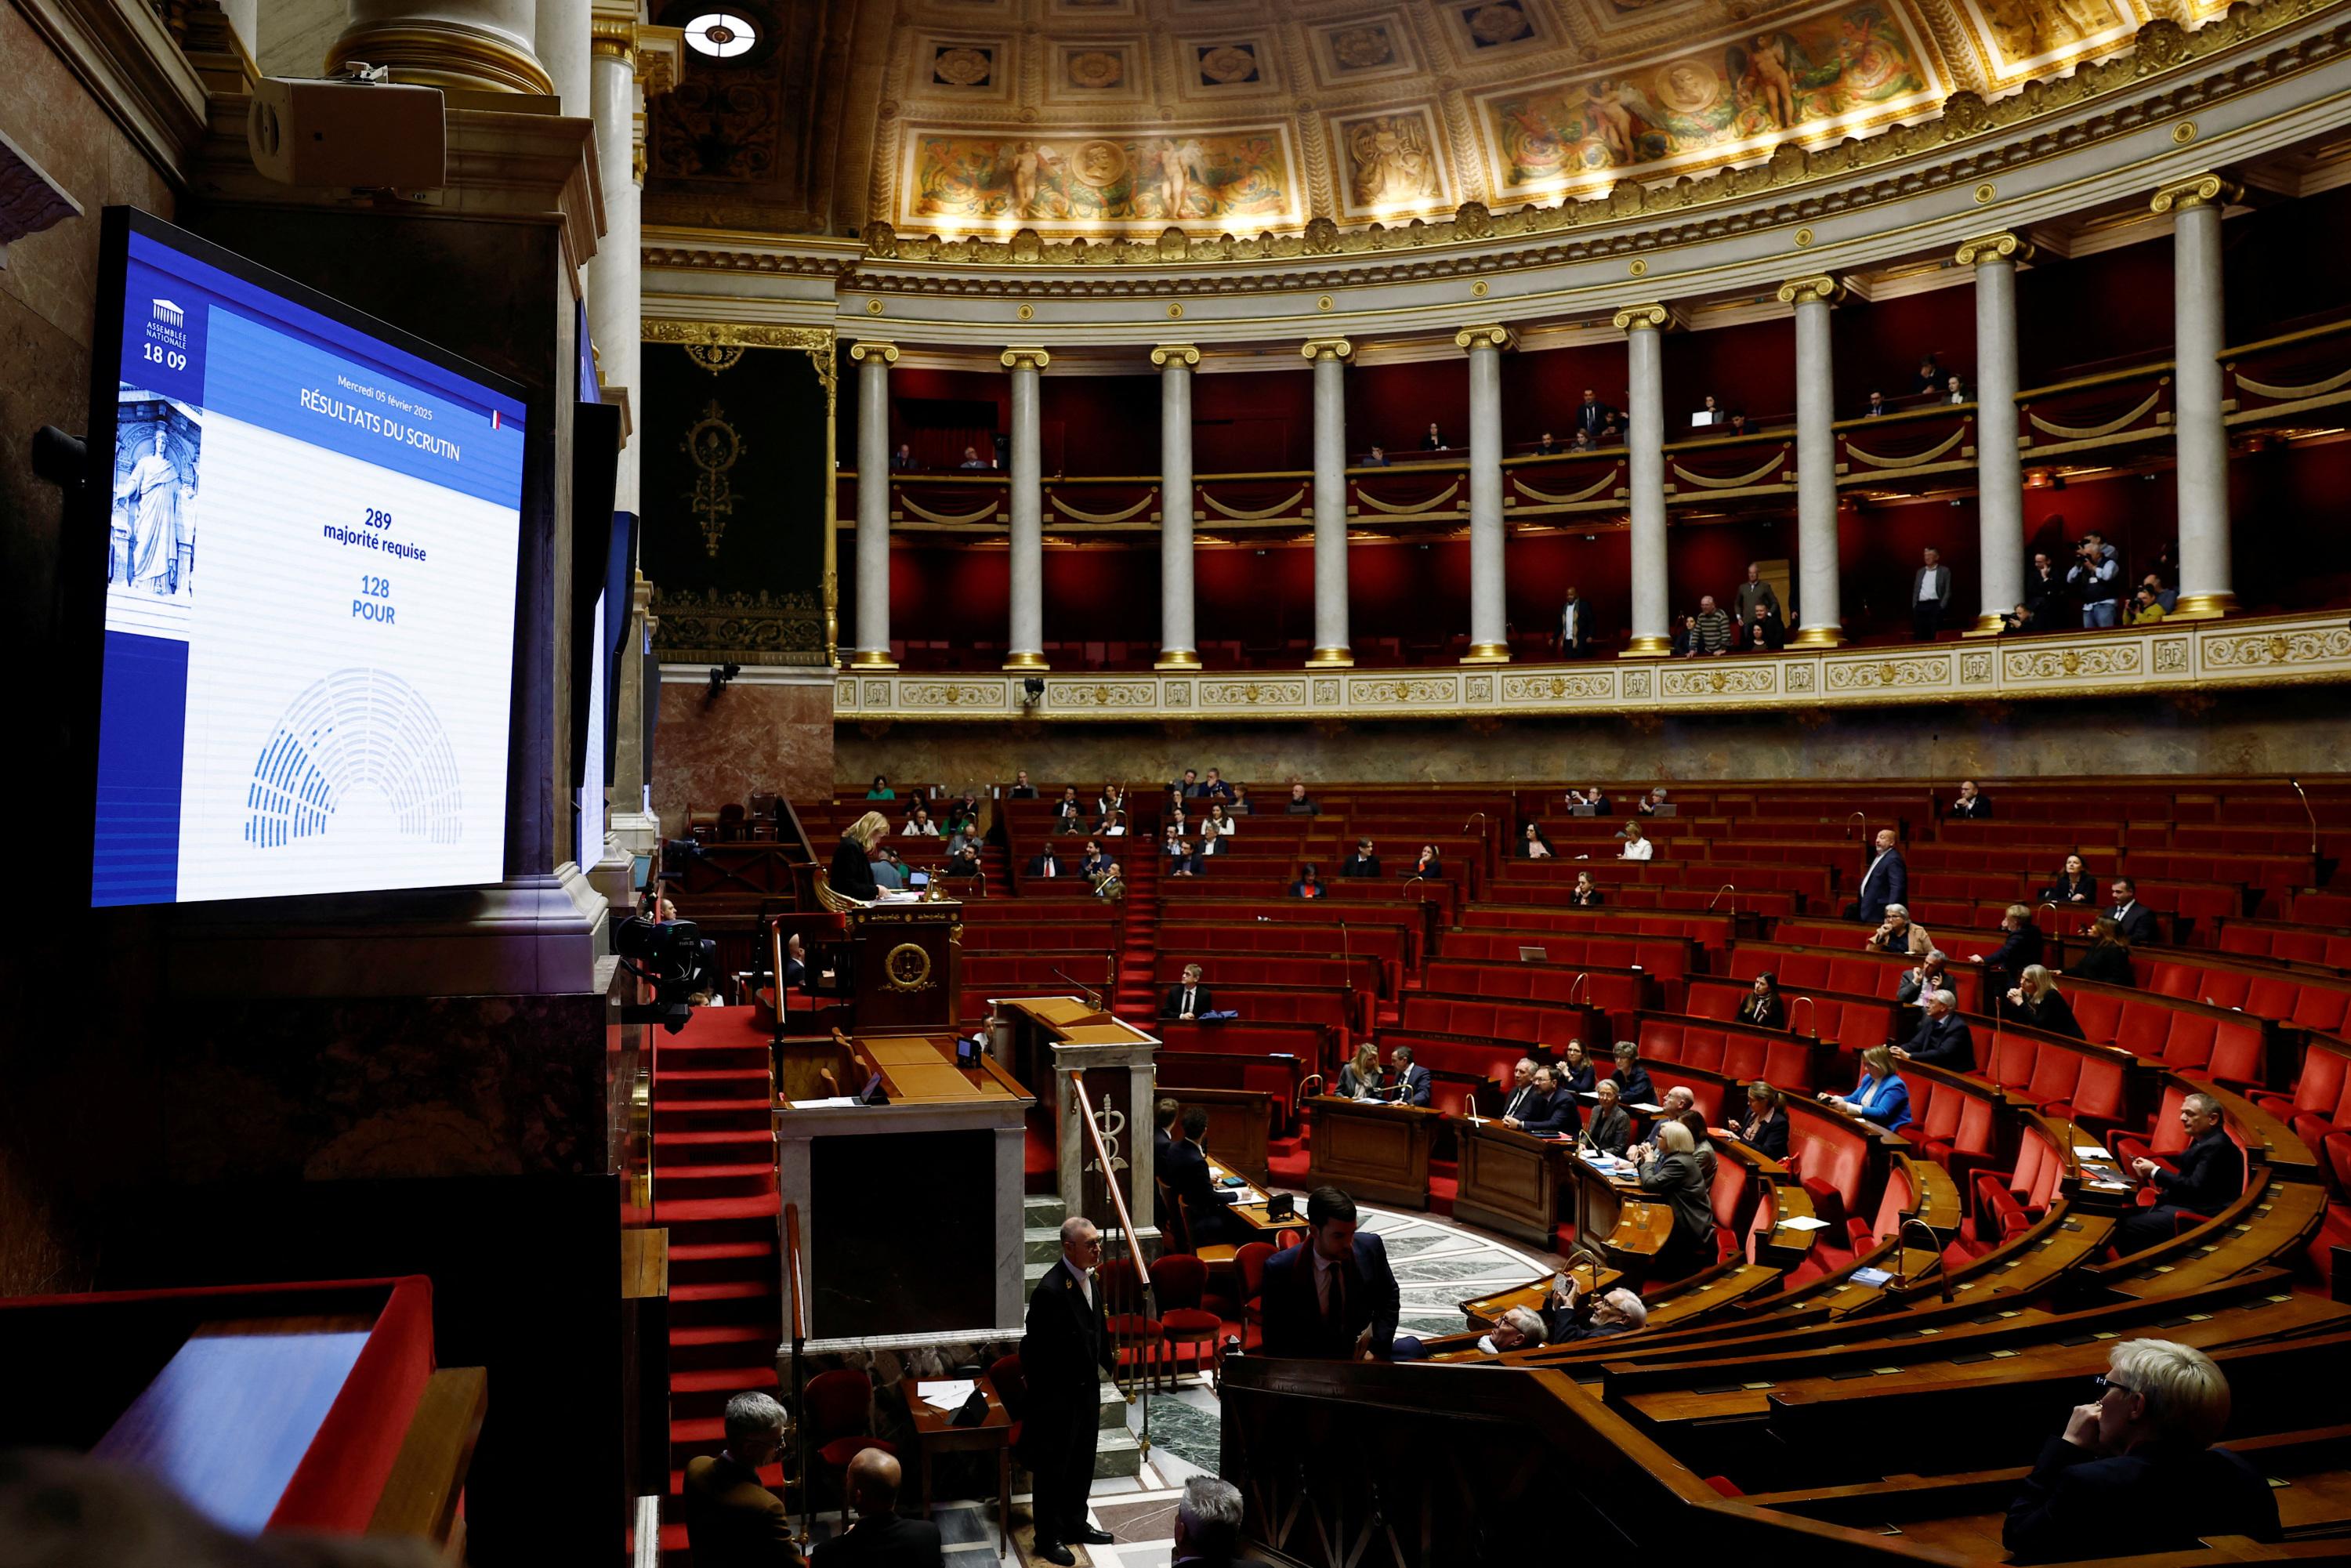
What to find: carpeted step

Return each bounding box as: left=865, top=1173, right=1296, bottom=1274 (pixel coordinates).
left=660, top=1128, right=771, bottom=1146
left=654, top=1066, right=770, bottom=1087
left=669, top=1238, right=775, bottom=1262
left=655, top=1193, right=779, bottom=1224
left=673, top=1276, right=777, bottom=1303
left=655, top=1161, right=775, bottom=1182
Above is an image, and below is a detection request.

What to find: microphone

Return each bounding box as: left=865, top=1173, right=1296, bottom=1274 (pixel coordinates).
left=2291, top=778, right=2318, bottom=857
left=1462, top=812, right=1487, bottom=834
left=1568, top=972, right=1590, bottom=1007
left=1846, top=811, right=1866, bottom=840
left=1052, top=967, right=1103, bottom=1011
left=1789, top=994, right=1816, bottom=1036
left=1896, top=1215, right=1953, bottom=1304
left=1707, top=883, right=1736, bottom=911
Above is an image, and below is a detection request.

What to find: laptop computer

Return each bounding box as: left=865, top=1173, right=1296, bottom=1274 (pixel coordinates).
left=1518, top=945, right=1549, bottom=963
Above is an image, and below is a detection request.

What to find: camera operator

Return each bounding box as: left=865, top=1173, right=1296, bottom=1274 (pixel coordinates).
left=2068, top=533, right=2122, bottom=628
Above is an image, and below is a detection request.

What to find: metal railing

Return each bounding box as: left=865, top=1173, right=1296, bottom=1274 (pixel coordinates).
left=1065, top=1070, right=1156, bottom=1455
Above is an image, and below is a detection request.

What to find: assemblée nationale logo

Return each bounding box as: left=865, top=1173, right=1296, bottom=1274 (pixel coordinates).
left=148, top=298, right=188, bottom=351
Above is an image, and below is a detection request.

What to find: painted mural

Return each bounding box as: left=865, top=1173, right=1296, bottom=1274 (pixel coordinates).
left=907, top=129, right=1294, bottom=225
left=1482, top=1, right=1929, bottom=190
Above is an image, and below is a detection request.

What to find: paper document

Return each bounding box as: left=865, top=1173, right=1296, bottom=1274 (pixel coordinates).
left=1629, top=1102, right=1664, bottom=1114
left=918, top=1379, right=976, bottom=1413
left=2074, top=1146, right=2112, bottom=1158
left=1776, top=1215, right=1832, bottom=1231
left=788, top=1096, right=860, bottom=1109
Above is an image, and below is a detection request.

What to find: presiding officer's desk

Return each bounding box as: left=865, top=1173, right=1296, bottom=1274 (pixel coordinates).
left=1305, top=1095, right=1444, bottom=1210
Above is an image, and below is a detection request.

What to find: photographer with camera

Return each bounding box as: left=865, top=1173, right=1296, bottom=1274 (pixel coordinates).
left=2068, top=532, right=2123, bottom=628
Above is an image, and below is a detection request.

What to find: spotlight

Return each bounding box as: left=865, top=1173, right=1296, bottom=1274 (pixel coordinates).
left=708, top=661, right=741, bottom=696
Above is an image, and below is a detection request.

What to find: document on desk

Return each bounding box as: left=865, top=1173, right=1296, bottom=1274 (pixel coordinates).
left=1776, top=1215, right=1832, bottom=1231
left=918, top=1379, right=976, bottom=1413
left=788, top=1096, right=860, bottom=1109
left=2074, top=1145, right=2113, bottom=1158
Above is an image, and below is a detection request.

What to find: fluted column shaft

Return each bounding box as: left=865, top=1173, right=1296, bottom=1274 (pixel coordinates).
left=1304, top=338, right=1353, bottom=666
left=1154, top=345, right=1199, bottom=667
left=1617, top=305, right=1671, bottom=657
left=850, top=342, right=897, bottom=668
left=1459, top=324, right=1512, bottom=663
left=1781, top=277, right=1844, bottom=647
left=1953, top=234, right=2029, bottom=633
left=2160, top=176, right=2241, bottom=618
left=1002, top=347, right=1049, bottom=668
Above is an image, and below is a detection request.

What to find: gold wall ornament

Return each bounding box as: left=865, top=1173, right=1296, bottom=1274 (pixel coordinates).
left=589, top=18, right=635, bottom=66
left=2151, top=172, right=2244, bottom=212
left=1954, top=231, right=2035, bottom=267
left=1166, top=302, right=1185, bottom=319
left=882, top=942, right=936, bottom=993
left=867, top=299, right=886, bottom=314
left=1454, top=323, right=1516, bottom=352
left=1000, top=346, right=1052, bottom=371
left=1775, top=274, right=1843, bottom=306
left=1628, top=258, right=1648, bottom=277
left=1612, top=302, right=1672, bottom=331
left=1017, top=303, right=1034, bottom=320
left=847, top=340, right=900, bottom=364
left=2173, top=120, right=2198, bottom=143
left=1299, top=337, right=1353, bottom=361
left=1794, top=227, right=1815, bottom=247
left=1973, top=183, right=1997, bottom=203
left=1150, top=344, right=1201, bottom=367
left=1470, top=279, right=1490, bottom=297
left=681, top=401, right=741, bottom=557
left=1317, top=295, right=1335, bottom=310
left=634, top=24, right=683, bottom=96
left=683, top=342, right=745, bottom=375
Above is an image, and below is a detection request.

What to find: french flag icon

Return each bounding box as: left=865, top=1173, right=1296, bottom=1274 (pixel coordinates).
left=491, top=409, right=502, bottom=430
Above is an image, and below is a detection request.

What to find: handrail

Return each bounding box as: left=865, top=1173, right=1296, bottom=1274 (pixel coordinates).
left=2016, top=360, right=2175, bottom=400
left=782, top=1200, right=812, bottom=1548
left=1066, top=1068, right=1157, bottom=1436
left=2222, top=313, right=2351, bottom=358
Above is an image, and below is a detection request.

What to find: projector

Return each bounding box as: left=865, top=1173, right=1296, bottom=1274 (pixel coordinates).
left=248, top=68, right=447, bottom=191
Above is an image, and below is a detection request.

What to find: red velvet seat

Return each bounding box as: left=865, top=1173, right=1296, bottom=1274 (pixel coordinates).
left=804, top=1367, right=896, bottom=1499
left=1150, top=1254, right=1225, bottom=1387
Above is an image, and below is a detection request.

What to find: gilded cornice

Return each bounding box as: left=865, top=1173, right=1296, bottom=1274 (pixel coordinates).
left=817, top=0, right=2347, bottom=292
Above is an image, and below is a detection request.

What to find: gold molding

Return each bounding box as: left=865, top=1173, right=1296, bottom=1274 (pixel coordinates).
left=850, top=649, right=900, bottom=669
left=1788, top=625, right=1845, bottom=649
left=1613, top=303, right=1671, bottom=332
left=1003, top=650, right=1051, bottom=669
left=1620, top=635, right=1672, bottom=657
left=589, top=18, right=633, bottom=64
left=634, top=24, right=682, bottom=95
left=849, top=339, right=900, bottom=364
left=1150, top=344, right=1201, bottom=367
left=324, top=17, right=553, bottom=96
left=2172, top=591, right=2240, bottom=619
left=1299, top=338, right=1353, bottom=362
left=1000, top=346, right=1052, bottom=371
left=2150, top=172, right=2245, bottom=213
left=1462, top=642, right=1511, bottom=664
left=1954, top=230, right=2035, bottom=267
left=1775, top=274, right=1843, bottom=306
left=1306, top=647, right=1355, bottom=668
left=1154, top=648, right=1201, bottom=668
left=1454, top=324, right=1516, bottom=352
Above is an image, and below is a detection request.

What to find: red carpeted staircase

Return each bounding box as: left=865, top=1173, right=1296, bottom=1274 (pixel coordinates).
left=652, top=1008, right=783, bottom=1559
left=1113, top=846, right=1163, bottom=1019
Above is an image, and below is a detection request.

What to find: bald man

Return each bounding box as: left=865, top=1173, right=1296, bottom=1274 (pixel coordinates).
left=810, top=1450, right=943, bottom=1566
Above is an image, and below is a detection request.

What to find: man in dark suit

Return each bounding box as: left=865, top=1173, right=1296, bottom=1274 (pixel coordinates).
left=1539, top=1276, right=1647, bottom=1343
left=1495, top=1057, right=1543, bottom=1128
left=1019, top=1218, right=1117, bottom=1566
left=1342, top=838, right=1382, bottom=878
left=1558, top=585, right=1591, bottom=657
left=2024, top=551, right=2066, bottom=624
left=1733, top=563, right=1780, bottom=623
left=1894, top=990, right=1974, bottom=1071
left=1520, top=1066, right=1582, bottom=1137
left=1911, top=546, right=1952, bottom=641
left=681, top=1392, right=803, bottom=1566
left=1853, top=828, right=1908, bottom=923
left=2003, top=1338, right=2279, bottom=1563
left=1151, top=1097, right=1179, bottom=1187
left=812, top=1450, right=943, bottom=1567
left=1260, top=1186, right=1400, bottom=1360
left=1378, top=1045, right=1432, bottom=1106
left=2106, top=878, right=2158, bottom=946
left=1951, top=778, right=1993, bottom=819
left=1028, top=847, right=1065, bottom=880
left=1162, top=1106, right=1244, bottom=1245
left=1161, top=964, right=1212, bottom=1021
left=1171, top=1476, right=1244, bottom=1567
left=2112, top=1094, right=2241, bottom=1255
left=1573, top=389, right=1614, bottom=440
left=889, top=443, right=917, bottom=471
left=1007, top=769, right=1038, bottom=799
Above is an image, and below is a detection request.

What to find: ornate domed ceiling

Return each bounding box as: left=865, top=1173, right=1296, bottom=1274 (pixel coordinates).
left=643, top=0, right=2215, bottom=239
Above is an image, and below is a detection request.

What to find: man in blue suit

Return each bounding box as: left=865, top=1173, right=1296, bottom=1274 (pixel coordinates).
left=1894, top=990, right=1974, bottom=1071
left=1853, top=828, right=1908, bottom=923
left=1260, top=1186, right=1400, bottom=1360
left=1378, top=1045, right=1432, bottom=1106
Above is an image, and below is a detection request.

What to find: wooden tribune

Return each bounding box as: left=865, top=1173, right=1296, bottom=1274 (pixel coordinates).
left=1305, top=1096, right=1442, bottom=1209
left=1451, top=1117, right=1579, bottom=1248
left=834, top=896, right=963, bottom=1030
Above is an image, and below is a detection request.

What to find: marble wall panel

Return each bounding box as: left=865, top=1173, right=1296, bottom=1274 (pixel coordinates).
left=653, top=676, right=835, bottom=832
left=829, top=689, right=2351, bottom=788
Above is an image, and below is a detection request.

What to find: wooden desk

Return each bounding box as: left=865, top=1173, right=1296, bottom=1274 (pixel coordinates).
left=896, top=1374, right=1012, bottom=1549
left=1166, top=1085, right=1274, bottom=1186
left=1566, top=1150, right=1669, bottom=1281
left=1305, top=1096, right=1442, bottom=1210
left=1204, top=1157, right=1288, bottom=1233
left=1451, top=1117, right=1579, bottom=1249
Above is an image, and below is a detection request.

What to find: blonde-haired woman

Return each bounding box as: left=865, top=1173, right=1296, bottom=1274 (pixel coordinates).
left=831, top=809, right=890, bottom=900
left=1335, top=1041, right=1383, bottom=1099
left=2008, top=964, right=2083, bottom=1038
left=1620, top=822, right=1654, bottom=861
left=1827, top=1044, right=1911, bottom=1132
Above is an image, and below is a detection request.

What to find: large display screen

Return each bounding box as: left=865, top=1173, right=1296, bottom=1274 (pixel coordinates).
left=89, top=211, right=527, bottom=907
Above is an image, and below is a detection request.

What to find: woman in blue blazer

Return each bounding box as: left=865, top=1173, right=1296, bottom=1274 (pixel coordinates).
left=1827, top=1045, right=1911, bottom=1132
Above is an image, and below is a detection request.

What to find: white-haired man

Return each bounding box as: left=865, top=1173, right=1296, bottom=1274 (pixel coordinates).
left=1173, top=1476, right=1244, bottom=1566
left=2003, top=1338, right=2279, bottom=1562
left=2113, top=1094, right=2241, bottom=1256
left=1540, top=1275, right=1647, bottom=1343
left=1019, top=1216, right=1116, bottom=1566
left=1894, top=989, right=1974, bottom=1072
left=681, top=1390, right=801, bottom=1566
left=1478, top=1305, right=1549, bottom=1355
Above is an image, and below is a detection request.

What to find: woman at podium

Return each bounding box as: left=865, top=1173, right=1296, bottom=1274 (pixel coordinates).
left=831, top=812, right=889, bottom=900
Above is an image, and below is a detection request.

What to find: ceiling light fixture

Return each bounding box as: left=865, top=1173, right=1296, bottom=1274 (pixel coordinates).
left=683, top=12, right=755, bottom=58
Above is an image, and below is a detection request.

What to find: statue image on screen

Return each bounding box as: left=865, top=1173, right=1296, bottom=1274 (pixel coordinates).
left=107, top=389, right=201, bottom=639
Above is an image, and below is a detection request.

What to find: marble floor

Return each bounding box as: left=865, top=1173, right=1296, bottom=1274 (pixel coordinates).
left=857, top=1202, right=1556, bottom=1565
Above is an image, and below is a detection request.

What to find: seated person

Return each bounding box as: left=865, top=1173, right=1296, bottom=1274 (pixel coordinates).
left=2071, top=915, right=2135, bottom=987
left=1866, top=904, right=1933, bottom=956
left=870, top=849, right=905, bottom=891
left=1554, top=1040, right=1596, bottom=1096
left=1636, top=787, right=1671, bottom=816
left=2041, top=853, right=2097, bottom=904
left=1168, top=770, right=1200, bottom=801
left=1335, top=1041, right=1384, bottom=1099
left=1027, top=846, right=1067, bottom=879
left=866, top=776, right=896, bottom=801
left=1826, top=1045, right=1911, bottom=1131
left=1609, top=1042, right=1656, bottom=1109
left=1893, top=989, right=1974, bottom=1071
left=2008, top=964, right=2082, bottom=1038
left=2001, top=601, right=2041, bottom=636
left=2002, top=1338, right=2280, bottom=1563
left=1164, top=824, right=1198, bottom=878
left=902, top=804, right=939, bottom=837
left=683, top=1392, right=802, bottom=1567
left=2113, top=1093, right=2241, bottom=1255
left=941, top=841, right=984, bottom=884
left=1619, top=822, right=1654, bottom=860
left=1520, top=822, right=1556, bottom=859
left=1972, top=903, right=2046, bottom=988
left=1161, top=964, right=1213, bottom=1022
left=1727, top=1081, right=1790, bottom=1161
left=1632, top=1120, right=1716, bottom=1282
left=1094, top=809, right=1128, bottom=838
left=1540, top=1276, right=1648, bottom=1343
left=1228, top=784, right=1254, bottom=815
left=1585, top=1079, right=1632, bottom=1154
left=1580, top=784, right=1613, bottom=815
left=1737, top=604, right=1782, bottom=652
left=1199, top=767, right=1233, bottom=802
left=1077, top=838, right=1116, bottom=882
left=1895, top=950, right=1950, bottom=1006
left=1007, top=770, right=1038, bottom=799
left=1052, top=787, right=1083, bottom=824
left=1476, top=1305, right=1548, bottom=1355
left=1519, top=1065, right=1581, bottom=1138
left=813, top=1450, right=938, bottom=1567
left=1290, top=862, right=1324, bottom=899
left=1406, top=843, right=1441, bottom=878
left=1569, top=870, right=1603, bottom=907
left=1204, top=802, right=1237, bottom=837
left=1951, top=778, right=1993, bottom=819
left=1378, top=1045, right=1432, bottom=1107
left=1195, top=818, right=1225, bottom=859
left=1285, top=782, right=1320, bottom=816
left=1740, top=970, right=1784, bottom=1028
left=1342, top=838, right=1382, bottom=878
left=2107, top=878, right=2158, bottom=946
left=2131, top=586, right=2168, bottom=625
left=1164, top=1106, right=1246, bottom=1248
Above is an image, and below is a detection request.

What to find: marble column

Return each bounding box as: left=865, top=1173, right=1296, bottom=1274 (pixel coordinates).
left=1951, top=233, right=2031, bottom=635
left=1458, top=324, right=1515, bottom=664
left=849, top=341, right=898, bottom=668
left=534, top=0, right=589, bottom=112
left=1778, top=275, right=1845, bottom=648
left=329, top=0, right=552, bottom=92
left=1151, top=344, right=1200, bottom=668
left=1302, top=337, right=1353, bottom=667
left=1001, top=346, right=1051, bottom=669
left=1615, top=303, right=1672, bottom=657
left=2157, top=174, right=2242, bottom=619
